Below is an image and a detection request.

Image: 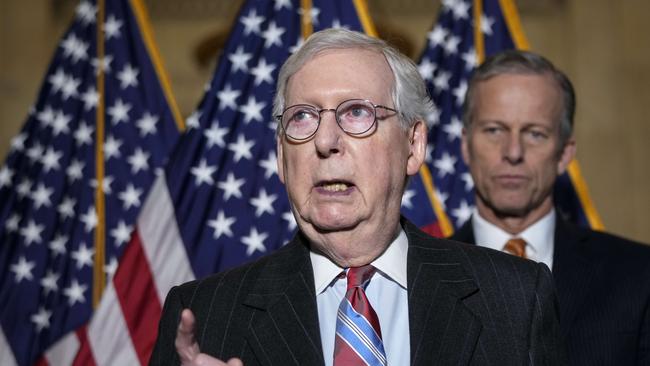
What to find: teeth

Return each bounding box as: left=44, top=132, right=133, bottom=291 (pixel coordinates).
left=322, top=183, right=349, bottom=192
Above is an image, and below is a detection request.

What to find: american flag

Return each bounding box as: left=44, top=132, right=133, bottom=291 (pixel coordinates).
left=400, top=0, right=603, bottom=236
left=133, top=0, right=371, bottom=285
left=0, top=0, right=182, bottom=364
left=1, top=0, right=602, bottom=364
left=83, top=0, right=377, bottom=364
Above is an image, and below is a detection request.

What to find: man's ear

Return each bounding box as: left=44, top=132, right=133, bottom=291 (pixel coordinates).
left=406, top=120, right=427, bottom=176
left=557, top=137, right=577, bottom=175
left=276, top=136, right=286, bottom=184
left=461, top=127, right=471, bottom=165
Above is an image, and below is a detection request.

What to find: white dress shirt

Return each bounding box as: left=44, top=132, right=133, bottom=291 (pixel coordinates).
left=472, top=208, right=556, bottom=270
left=310, top=228, right=410, bottom=366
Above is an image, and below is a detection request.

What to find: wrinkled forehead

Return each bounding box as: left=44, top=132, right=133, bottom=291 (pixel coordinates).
left=472, top=73, right=564, bottom=124
left=285, top=48, right=395, bottom=103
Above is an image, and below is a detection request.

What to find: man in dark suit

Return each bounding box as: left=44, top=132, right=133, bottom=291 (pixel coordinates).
left=451, top=49, right=650, bottom=365
left=150, top=29, right=566, bottom=366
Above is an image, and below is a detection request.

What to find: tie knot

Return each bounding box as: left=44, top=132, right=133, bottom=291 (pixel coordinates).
left=503, top=238, right=527, bottom=258
left=346, top=265, right=376, bottom=289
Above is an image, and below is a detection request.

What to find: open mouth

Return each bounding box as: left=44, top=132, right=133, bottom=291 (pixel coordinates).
left=316, top=180, right=355, bottom=193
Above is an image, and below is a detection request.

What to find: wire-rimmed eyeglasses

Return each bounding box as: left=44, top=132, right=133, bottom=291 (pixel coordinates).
left=276, top=99, right=399, bottom=141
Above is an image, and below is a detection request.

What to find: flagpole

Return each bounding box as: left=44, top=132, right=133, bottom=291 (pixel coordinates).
left=419, top=165, right=454, bottom=236
left=474, top=0, right=485, bottom=62
left=130, top=0, right=185, bottom=131
left=300, top=0, right=313, bottom=38
left=499, top=0, right=530, bottom=50
left=567, top=162, right=604, bottom=229
left=93, top=0, right=107, bottom=309
left=353, top=0, right=378, bottom=37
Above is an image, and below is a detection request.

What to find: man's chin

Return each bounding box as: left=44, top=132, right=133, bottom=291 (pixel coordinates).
left=491, top=203, right=532, bottom=218
left=302, top=215, right=361, bottom=234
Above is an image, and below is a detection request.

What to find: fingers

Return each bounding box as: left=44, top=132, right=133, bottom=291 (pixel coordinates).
left=226, top=358, right=244, bottom=366
left=176, top=309, right=201, bottom=363
left=174, top=309, right=245, bottom=366
left=193, top=354, right=243, bottom=366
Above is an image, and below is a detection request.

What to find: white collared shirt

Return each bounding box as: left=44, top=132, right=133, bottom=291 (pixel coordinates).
left=310, top=228, right=410, bottom=366
left=472, top=208, right=556, bottom=270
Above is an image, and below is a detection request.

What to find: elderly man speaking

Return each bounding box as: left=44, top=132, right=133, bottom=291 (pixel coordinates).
left=149, top=28, right=566, bottom=366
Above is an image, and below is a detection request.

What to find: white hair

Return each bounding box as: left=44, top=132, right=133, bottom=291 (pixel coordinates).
left=273, top=28, right=433, bottom=134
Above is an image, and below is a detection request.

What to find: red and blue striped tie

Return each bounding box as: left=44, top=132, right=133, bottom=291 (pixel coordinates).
left=333, top=265, right=387, bottom=366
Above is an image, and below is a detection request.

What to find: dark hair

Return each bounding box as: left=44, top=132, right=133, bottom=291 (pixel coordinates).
left=462, top=50, right=576, bottom=145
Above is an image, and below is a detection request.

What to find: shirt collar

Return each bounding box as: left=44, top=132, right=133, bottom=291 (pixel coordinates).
left=309, top=227, right=409, bottom=295
left=472, top=208, right=556, bottom=257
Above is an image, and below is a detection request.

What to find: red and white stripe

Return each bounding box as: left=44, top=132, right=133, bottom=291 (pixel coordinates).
left=24, top=175, right=195, bottom=366
left=89, top=175, right=194, bottom=365
left=0, top=326, right=18, bottom=366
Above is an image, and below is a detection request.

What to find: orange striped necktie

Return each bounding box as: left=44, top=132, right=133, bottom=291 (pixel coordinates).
left=503, top=238, right=527, bottom=259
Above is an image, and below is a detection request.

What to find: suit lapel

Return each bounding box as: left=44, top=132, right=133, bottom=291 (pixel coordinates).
left=240, top=220, right=488, bottom=365
left=453, top=215, right=604, bottom=337
left=552, top=219, right=602, bottom=335
left=404, top=221, right=481, bottom=366
left=243, top=235, right=324, bottom=366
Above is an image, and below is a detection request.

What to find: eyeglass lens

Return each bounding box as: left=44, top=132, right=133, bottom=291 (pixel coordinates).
left=281, top=99, right=379, bottom=140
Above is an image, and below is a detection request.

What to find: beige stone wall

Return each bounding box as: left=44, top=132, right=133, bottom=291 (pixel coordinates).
left=520, top=0, right=650, bottom=244
left=1, top=0, right=648, bottom=243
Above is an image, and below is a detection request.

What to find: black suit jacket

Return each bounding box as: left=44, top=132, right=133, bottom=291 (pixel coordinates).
left=150, top=219, right=567, bottom=365
left=451, top=217, right=650, bottom=365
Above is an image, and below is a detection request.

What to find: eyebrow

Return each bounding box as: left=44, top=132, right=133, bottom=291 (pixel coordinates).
left=477, top=119, right=555, bottom=130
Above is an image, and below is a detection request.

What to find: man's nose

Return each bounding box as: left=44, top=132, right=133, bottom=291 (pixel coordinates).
left=503, top=133, right=524, bottom=164
left=313, top=110, right=342, bottom=157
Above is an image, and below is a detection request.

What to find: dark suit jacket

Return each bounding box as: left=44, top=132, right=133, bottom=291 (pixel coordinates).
left=150, top=219, right=566, bottom=365
left=451, top=217, right=650, bottom=365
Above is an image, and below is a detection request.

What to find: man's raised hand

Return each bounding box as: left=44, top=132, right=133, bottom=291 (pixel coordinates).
left=175, top=309, right=243, bottom=366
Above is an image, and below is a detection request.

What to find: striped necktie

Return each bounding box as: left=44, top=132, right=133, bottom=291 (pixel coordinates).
left=333, top=265, right=387, bottom=366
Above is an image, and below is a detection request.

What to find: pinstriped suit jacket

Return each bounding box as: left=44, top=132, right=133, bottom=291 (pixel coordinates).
left=451, top=217, right=650, bottom=365
left=149, top=218, right=567, bottom=365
